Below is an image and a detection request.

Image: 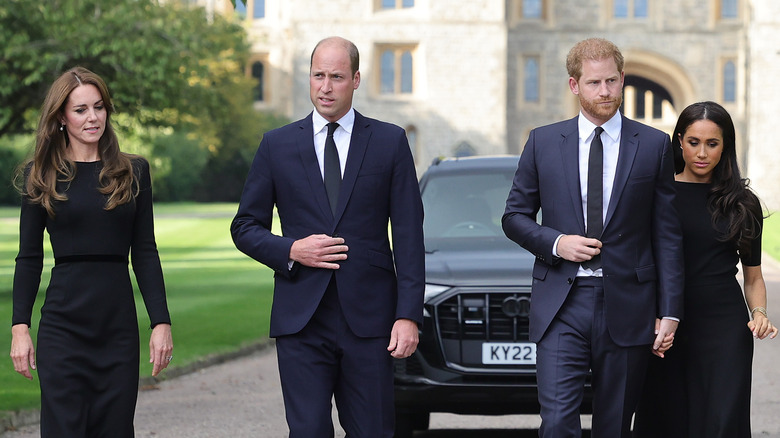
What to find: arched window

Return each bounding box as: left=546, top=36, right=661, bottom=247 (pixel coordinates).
left=622, top=75, right=674, bottom=121
left=252, top=61, right=264, bottom=102
left=723, top=61, right=736, bottom=102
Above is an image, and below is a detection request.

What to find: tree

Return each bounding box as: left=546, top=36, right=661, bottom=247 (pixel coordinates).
left=0, top=0, right=249, bottom=137
left=0, top=0, right=289, bottom=202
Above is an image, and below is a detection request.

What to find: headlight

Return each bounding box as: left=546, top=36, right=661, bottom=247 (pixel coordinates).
left=424, top=284, right=450, bottom=302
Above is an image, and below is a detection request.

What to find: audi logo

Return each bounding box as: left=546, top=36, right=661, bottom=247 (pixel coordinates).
left=501, top=296, right=531, bottom=318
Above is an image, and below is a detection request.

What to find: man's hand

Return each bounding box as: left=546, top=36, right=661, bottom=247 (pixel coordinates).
left=387, top=319, right=419, bottom=359
left=556, top=235, right=602, bottom=263
left=289, top=234, right=348, bottom=269
left=652, top=318, right=678, bottom=358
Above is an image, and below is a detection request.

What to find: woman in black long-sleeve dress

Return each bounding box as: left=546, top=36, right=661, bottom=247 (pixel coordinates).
left=634, top=101, right=777, bottom=437
left=9, top=67, right=173, bottom=437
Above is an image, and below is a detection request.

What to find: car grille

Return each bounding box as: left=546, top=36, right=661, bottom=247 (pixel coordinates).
left=435, top=290, right=531, bottom=341
left=430, top=289, right=534, bottom=370
left=393, top=354, right=425, bottom=377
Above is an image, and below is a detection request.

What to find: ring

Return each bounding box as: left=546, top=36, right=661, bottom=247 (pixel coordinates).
left=166, top=355, right=173, bottom=362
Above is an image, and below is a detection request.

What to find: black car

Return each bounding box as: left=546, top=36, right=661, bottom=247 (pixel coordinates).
left=393, top=155, right=591, bottom=437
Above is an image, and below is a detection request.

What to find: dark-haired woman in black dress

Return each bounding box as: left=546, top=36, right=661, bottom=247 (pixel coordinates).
left=634, top=101, right=777, bottom=437
left=9, top=67, right=173, bottom=437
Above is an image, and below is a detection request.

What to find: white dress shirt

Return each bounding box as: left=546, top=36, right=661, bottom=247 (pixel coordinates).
left=553, top=111, right=622, bottom=277
left=312, top=108, right=355, bottom=179
left=288, top=109, right=355, bottom=271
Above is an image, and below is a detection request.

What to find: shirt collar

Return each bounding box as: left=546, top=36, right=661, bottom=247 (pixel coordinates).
left=313, top=108, right=355, bottom=135
left=578, top=110, right=622, bottom=142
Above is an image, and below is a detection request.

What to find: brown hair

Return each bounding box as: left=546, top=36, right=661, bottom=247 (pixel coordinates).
left=566, top=38, right=624, bottom=81
left=23, top=66, right=137, bottom=216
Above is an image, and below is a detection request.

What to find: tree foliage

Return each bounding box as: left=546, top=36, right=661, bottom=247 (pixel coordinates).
left=0, top=0, right=249, bottom=136
left=0, top=0, right=289, bottom=202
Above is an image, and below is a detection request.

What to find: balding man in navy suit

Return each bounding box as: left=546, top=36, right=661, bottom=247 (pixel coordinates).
left=232, top=36, right=424, bottom=437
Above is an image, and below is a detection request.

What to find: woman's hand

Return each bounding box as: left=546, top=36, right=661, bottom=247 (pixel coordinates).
left=10, top=324, right=36, bottom=380
left=149, top=323, right=173, bottom=377
left=748, top=313, right=778, bottom=340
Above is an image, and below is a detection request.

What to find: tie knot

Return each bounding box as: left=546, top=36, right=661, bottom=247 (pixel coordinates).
left=327, top=122, right=339, bottom=136
left=594, top=126, right=604, bottom=137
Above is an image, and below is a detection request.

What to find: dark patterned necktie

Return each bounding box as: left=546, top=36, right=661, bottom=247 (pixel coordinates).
left=583, top=126, right=604, bottom=270
left=324, top=122, right=341, bottom=216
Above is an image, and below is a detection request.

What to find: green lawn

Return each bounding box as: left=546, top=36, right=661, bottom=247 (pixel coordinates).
left=762, top=212, right=780, bottom=260
left=0, top=203, right=275, bottom=412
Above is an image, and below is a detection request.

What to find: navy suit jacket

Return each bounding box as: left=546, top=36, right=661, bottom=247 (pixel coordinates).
left=503, top=115, right=684, bottom=347
left=231, top=111, right=425, bottom=339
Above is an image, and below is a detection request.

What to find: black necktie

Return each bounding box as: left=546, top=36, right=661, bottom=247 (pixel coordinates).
left=324, top=122, right=341, bottom=216
left=584, top=126, right=604, bottom=270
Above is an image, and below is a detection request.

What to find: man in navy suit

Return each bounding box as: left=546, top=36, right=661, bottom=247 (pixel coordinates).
left=502, top=38, right=684, bottom=437
left=231, top=36, right=425, bottom=437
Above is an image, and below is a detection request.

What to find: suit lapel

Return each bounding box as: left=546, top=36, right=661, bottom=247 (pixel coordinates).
left=604, top=116, right=639, bottom=230
left=335, top=111, right=370, bottom=223
left=296, top=114, right=334, bottom=221
left=560, top=118, right=586, bottom=235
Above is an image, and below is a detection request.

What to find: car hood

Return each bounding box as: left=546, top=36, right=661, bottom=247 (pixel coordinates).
left=424, top=237, right=535, bottom=287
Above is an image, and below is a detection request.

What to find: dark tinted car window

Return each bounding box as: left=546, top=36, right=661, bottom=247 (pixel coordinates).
left=422, top=169, right=515, bottom=242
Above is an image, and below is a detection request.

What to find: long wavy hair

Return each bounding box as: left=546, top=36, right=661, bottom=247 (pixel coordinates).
left=23, top=66, right=137, bottom=216
left=672, top=101, right=763, bottom=257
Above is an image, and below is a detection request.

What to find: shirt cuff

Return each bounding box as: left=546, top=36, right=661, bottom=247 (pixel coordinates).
left=552, top=234, right=564, bottom=258
left=662, top=316, right=680, bottom=322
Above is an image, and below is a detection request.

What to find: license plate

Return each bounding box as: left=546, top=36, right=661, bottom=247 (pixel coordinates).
left=482, top=342, right=536, bottom=365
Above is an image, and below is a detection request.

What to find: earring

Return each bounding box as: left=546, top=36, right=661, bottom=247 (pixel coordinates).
left=59, top=124, right=65, bottom=132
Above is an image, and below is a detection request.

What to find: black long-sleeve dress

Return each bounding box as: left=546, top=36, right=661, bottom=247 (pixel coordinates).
left=634, top=181, right=759, bottom=437
left=12, top=158, right=171, bottom=437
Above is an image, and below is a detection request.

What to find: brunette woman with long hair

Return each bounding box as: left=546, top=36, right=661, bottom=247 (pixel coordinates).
left=9, top=67, right=173, bottom=437
left=635, top=101, right=777, bottom=437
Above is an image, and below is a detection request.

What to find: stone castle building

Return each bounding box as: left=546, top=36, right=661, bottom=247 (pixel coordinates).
left=203, top=0, right=780, bottom=209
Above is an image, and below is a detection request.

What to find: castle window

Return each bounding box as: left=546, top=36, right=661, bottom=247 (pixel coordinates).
left=524, top=58, right=540, bottom=102
left=723, top=60, right=736, bottom=102
left=379, top=46, right=416, bottom=95
left=251, top=61, right=265, bottom=102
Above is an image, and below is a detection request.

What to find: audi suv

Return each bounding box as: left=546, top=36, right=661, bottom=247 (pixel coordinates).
left=393, top=155, right=591, bottom=437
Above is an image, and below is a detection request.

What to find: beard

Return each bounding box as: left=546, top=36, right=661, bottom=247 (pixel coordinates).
left=580, top=92, right=623, bottom=122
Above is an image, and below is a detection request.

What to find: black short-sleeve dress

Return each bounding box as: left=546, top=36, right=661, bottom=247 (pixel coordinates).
left=12, top=157, right=171, bottom=437
left=635, top=181, right=759, bottom=438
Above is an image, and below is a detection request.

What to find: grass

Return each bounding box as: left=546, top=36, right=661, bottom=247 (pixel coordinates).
left=0, top=203, right=275, bottom=412
left=762, top=211, right=780, bottom=260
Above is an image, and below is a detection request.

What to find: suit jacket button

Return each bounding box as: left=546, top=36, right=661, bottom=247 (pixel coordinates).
left=567, top=278, right=573, bottom=284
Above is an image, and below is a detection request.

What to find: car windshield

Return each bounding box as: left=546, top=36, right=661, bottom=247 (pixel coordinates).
left=422, top=168, right=516, bottom=250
